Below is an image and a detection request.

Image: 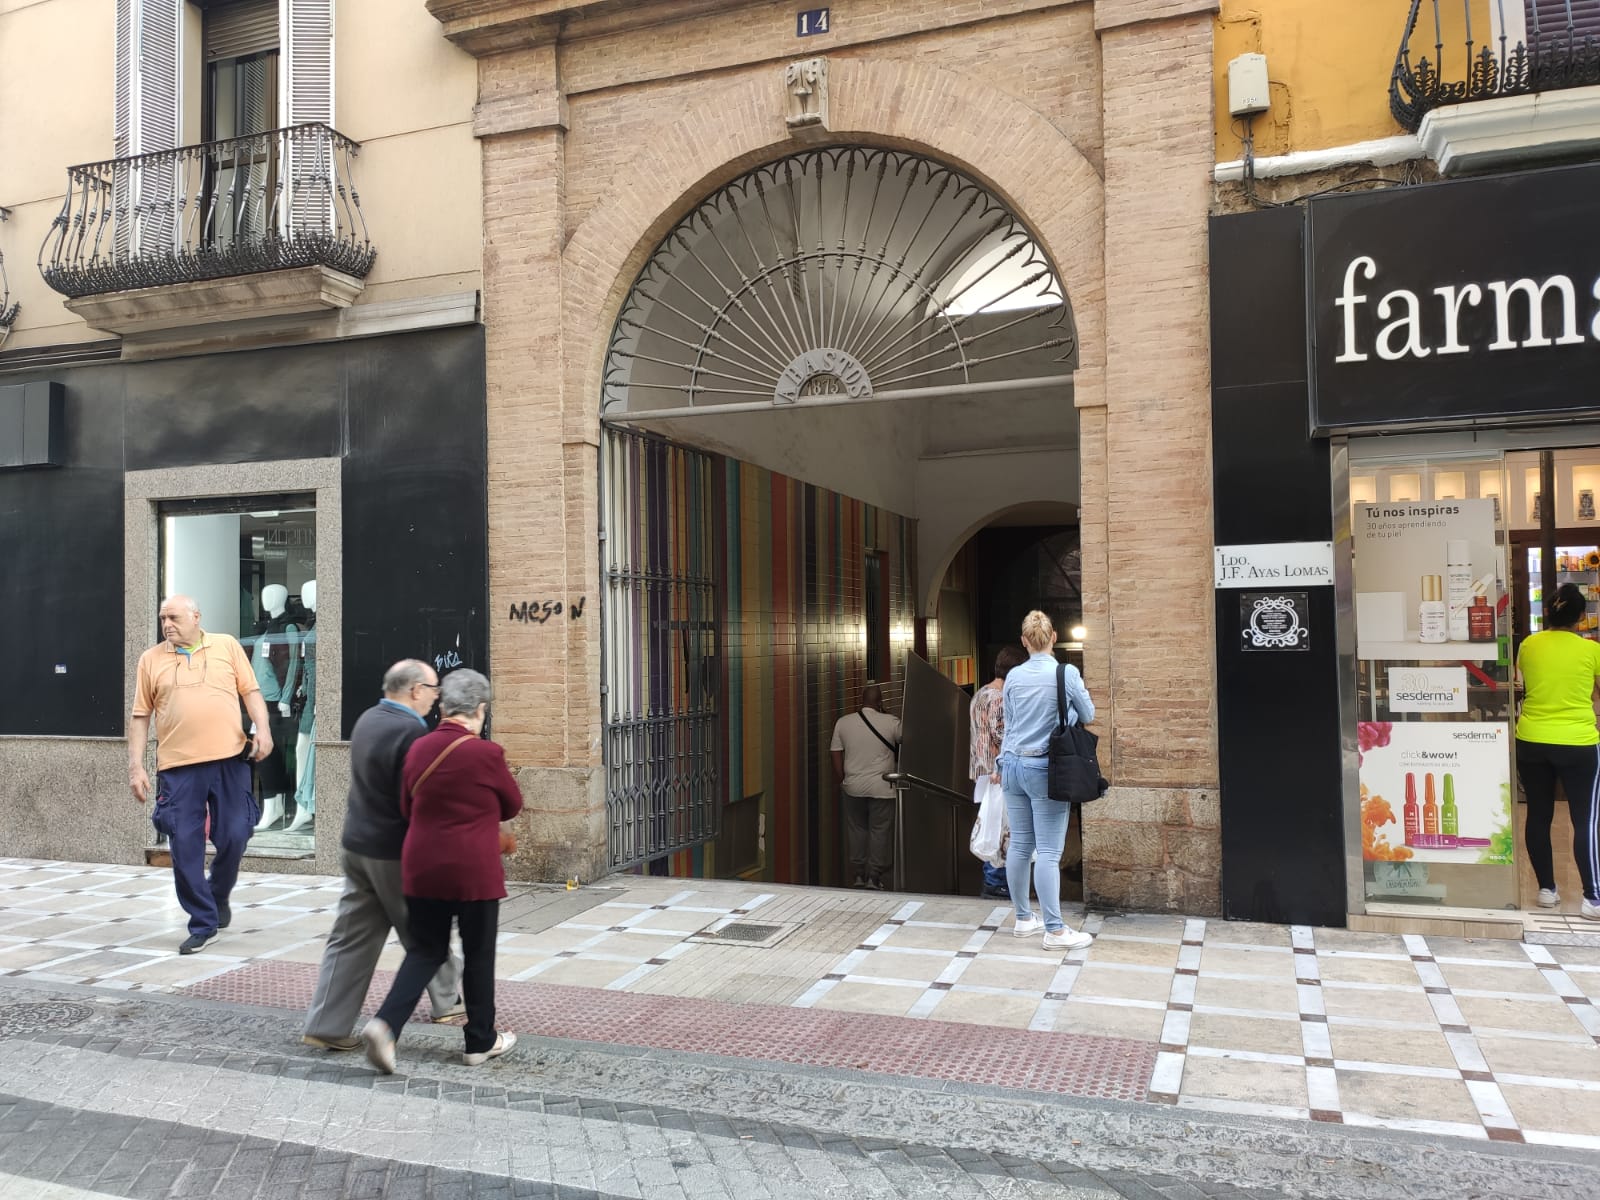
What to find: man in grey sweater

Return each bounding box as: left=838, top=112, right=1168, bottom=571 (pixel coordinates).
left=302, top=660, right=464, bottom=1049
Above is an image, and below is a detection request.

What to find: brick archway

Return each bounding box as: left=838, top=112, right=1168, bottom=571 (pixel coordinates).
left=561, top=55, right=1106, bottom=436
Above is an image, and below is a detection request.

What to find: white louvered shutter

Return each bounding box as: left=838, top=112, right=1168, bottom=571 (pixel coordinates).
left=113, top=0, right=134, bottom=257
left=281, top=0, right=335, bottom=240
left=112, top=0, right=183, bottom=260
left=136, top=0, right=182, bottom=256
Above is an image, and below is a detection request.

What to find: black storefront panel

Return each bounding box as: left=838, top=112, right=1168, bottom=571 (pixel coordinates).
left=341, top=326, right=488, bottom=736
left=0, top=369, right=125, bottom=737
left=1212, top=207, right=1347, bottom=927
left=0, top=326, right=488, bottom=741
left=1310, top=161, right=1600, bottom=432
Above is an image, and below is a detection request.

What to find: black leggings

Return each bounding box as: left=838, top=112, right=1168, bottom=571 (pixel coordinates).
left=1516, top=740, right=1600, bottom=901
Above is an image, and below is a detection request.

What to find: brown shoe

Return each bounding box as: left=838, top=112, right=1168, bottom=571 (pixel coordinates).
left=302, top=1033, right=362, bottom=1052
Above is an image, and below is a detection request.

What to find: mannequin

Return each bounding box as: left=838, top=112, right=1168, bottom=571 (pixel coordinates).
left=286, top=580, right=317, bottom=834
left=253, top=583, right=301, bottom=831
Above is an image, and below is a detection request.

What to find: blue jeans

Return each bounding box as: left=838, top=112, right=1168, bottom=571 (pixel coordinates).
left=153, top=759, right=258, bottom=937
left=1001, top=757, right=1071, bottom=933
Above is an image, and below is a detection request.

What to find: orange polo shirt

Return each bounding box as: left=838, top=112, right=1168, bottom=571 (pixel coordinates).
left=132, top=632, right=259, bottom=770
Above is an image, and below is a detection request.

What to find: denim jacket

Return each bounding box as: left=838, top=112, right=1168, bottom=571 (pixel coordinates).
left=998, top=652, right=1094, bottom=766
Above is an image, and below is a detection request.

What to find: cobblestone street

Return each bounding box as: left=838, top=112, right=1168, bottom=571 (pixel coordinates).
left=0, top=858, right=1596, bottom=1197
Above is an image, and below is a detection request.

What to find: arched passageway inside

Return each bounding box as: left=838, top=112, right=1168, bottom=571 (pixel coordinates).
left=599, top=145, right=1080, bottom=887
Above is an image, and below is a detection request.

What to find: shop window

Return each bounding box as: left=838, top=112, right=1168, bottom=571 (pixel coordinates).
left=1348, top=453, right=1517, bottom=912
left=159, top=494, right=318, bottom=857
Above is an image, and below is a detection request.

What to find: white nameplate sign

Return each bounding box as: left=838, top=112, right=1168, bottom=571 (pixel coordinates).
left=1214, top=541, right=1334, bottom=589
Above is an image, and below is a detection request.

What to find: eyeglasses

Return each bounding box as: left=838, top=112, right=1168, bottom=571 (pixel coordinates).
left=417, top=682, right=441, bottom=692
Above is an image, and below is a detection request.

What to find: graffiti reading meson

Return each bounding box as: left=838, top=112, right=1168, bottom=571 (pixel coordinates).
left=1332, top=256, right=1600, bottom=364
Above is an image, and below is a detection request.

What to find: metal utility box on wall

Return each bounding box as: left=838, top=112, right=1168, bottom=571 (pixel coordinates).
left=0, top=382, right=65, bottom=469
left=1228, top=53, right=1270, bottom=117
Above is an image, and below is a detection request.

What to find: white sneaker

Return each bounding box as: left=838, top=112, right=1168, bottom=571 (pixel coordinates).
left=1012, top=916, right=1043, bottom=937
left=1582, top=900, right=1600, bottom=923
left=361, top=1018, right=396, bottom=1075
left=1538, top=888, right=1561, bottom=909
left=463, top=1030, right=516, bottom=1066
left=1042, top=927, right=1094, bottom=951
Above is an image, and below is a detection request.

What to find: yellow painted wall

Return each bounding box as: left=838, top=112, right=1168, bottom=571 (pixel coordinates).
left=0, top=0, right=482, bottom=349
left=1213, top=0, right=1500, bottom=161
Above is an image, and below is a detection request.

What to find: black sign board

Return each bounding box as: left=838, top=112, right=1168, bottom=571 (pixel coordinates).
left=1308, top=162, right=1600, bottom=433
left=1240, top=591, right=1309, bottom=652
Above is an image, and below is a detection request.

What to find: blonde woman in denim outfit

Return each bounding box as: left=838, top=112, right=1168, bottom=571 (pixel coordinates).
left=999, top=610, right=1095, bottom=951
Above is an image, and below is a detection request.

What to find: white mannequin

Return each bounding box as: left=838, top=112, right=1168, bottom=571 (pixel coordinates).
left=286, top=580, right=317, bottom=834
left=254, top=583, right=294, bottom=831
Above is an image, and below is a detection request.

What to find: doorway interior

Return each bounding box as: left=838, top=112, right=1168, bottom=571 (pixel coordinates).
left=599, top=145, right=1080, bottom=889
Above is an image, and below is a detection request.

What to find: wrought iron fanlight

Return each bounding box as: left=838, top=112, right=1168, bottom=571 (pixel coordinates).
left=0, top=207, right=17, bottom=348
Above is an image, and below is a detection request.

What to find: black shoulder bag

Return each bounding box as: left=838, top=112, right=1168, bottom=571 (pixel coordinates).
left=1046, top=662, right=1108, bottom=804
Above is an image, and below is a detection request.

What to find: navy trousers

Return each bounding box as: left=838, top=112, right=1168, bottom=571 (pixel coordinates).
left=153, top=759, right=258, bottom=937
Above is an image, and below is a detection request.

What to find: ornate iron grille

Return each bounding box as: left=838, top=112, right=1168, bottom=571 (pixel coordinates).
left=39, top=123, right=375, bottom=299
left=601, top=429, right=721, bottom=870
left=1392, top=0, right=1600, bottom=132
left=602, top=146, right=1074, bottom=416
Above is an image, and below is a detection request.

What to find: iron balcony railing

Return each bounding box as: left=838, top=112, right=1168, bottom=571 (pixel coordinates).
left=40, top=123, right=375, bottom=299
left=1392, top=0, right=1600, bottom=131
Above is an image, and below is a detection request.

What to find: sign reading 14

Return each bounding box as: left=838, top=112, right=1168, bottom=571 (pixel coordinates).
left=797, top=8, right=830, bottom=36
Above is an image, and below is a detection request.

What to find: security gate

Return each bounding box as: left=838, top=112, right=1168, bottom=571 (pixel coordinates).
left=600, top=429, right=721, bottom=869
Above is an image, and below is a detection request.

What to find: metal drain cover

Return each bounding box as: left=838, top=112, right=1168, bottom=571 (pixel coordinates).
left=0, top=1002, right=93, bottom=1036
left=689, top=920, right=795, bottom=947
left=710, top=922, right=782, bottom=942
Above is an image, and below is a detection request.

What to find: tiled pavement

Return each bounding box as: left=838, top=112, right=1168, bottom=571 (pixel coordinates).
left=6, top=857, right=1600, bottom=1161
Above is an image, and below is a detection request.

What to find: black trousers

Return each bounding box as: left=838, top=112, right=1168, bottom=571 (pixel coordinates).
left=843, top=793, right=895, bottom=883
left=375, top=897, right=499, bottom=1054
left=1516, top=739, right=1600, bottom=901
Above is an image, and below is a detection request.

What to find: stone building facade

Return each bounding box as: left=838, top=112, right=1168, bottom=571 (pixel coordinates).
left=428, top=0, right=1222, bottom=911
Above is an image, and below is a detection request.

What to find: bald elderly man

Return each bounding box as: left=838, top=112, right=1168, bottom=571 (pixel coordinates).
left=129, top=595, right=273, bottom=954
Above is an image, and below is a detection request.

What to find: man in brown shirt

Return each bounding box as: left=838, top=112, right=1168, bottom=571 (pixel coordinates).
left=130, top=595, right=273, bottom=954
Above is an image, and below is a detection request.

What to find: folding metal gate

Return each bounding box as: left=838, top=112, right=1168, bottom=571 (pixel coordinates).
left=600, top=429, right=721, bottom=870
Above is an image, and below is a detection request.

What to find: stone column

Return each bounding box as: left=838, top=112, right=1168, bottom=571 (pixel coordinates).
left=474, top=44, right=609, bottom=883
left=1086, top=0, right=1221, bottom=915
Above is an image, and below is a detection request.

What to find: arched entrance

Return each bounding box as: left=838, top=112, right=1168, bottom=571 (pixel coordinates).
left=600, top=145, right=1079, bottom=884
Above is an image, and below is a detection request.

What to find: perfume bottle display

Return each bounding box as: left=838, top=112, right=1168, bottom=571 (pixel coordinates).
left=1418, top=574, right=1447, bottom=644
left=1582, top=490, right=1596, bottom=521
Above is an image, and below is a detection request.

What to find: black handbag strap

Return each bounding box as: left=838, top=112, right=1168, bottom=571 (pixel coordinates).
left=1055, top=661, right=1069, bottom=732
left=860, top=711, right=897, bottom=755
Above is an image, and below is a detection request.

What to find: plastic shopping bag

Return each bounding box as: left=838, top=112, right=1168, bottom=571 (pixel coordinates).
left=969, top=775, right=1007, bottom=866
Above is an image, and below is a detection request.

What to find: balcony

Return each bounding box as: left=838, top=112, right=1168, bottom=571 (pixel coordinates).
left=40, top=124, right=375, bottom=336
left=1392, top=1, right=1600, bottom=173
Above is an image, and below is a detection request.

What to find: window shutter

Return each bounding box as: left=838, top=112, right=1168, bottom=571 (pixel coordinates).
left=136, top=0, right=182, bottom=155
left=204, top=0, right=279, bottom=61
left=1527, top=0, right=1600, bottom=41
left=112, top=0, right=182, bottom=259
left=113, top=0, right=133, bottom=159
left=281, top=0, right=334, bottom=238
left=282, top=0, right=332, bottom=127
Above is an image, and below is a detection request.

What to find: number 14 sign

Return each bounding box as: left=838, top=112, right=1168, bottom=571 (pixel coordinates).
left=797, top=7, right=830, bottom=36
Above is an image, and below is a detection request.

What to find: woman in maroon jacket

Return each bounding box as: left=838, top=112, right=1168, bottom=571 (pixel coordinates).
left=362, top=669, right=523, bottom=1072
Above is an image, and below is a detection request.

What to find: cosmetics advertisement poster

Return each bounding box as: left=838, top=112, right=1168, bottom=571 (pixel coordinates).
left=1358, top=720, right=1513, bottom=865
left=1353, top=499, right=1498, bottom=661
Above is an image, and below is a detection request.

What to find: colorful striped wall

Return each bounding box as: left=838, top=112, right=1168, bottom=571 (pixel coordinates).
left=651, top=451, right=917, bottom=885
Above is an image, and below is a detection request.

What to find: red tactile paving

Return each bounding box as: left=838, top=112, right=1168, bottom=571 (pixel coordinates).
left=179, top=960, right=1156, bottom=1100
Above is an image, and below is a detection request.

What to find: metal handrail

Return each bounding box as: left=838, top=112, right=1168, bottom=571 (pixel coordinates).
left=882, top=771, right=973, bottom=804
left=40, top=122, right=375, bottom=299
left=1391, top=0, right=1600, bottom=132
left=883, top=770, right=975, bottom=894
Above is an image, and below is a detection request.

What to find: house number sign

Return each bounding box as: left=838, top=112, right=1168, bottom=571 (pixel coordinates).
left=797, top=8, right=830, bottom=36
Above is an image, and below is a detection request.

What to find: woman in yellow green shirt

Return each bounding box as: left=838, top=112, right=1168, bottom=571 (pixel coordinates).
left=1516, top=583, right=1600, bottom=919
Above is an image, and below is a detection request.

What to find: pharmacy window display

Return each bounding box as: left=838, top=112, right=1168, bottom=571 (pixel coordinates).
left=1349, top=456, right=1517, bottom=910
left=159, top=498, right=318, bottom=857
